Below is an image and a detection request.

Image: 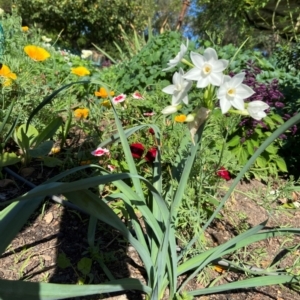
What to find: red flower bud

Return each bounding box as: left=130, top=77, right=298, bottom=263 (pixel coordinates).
left=145, top=147, right=157, bottom=163
left=130, top=143, right=145, bottom=159
left=216, top=167, right=231, bottom=181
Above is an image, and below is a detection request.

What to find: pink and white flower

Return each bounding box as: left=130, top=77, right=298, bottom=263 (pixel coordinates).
left=143, top=112, right=155, bottom=116
left=112, top=94, right=126, bottom=104
left=91, top=147, right=109, bottom=157
left=107, top=164, right=116, bottom=171
left=132, top=92, right=144, bottom=99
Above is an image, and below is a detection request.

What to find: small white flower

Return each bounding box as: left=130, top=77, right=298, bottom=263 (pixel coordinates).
left=163, top=40, right=188, bottom=71
left=162, top=68, right=192, bottom=105
left=184, top=48, right=228, bottom=88
left=161, top=105, right=180, bottom=115
left=217, top=72, right=255, bottom=114
left=0, top=8, right=5, bottom=16
left=81, top=49, right=93, bottom=59
left=42, top=35, right=52, bottom=43
left=247, top=100, right=269, bottom=120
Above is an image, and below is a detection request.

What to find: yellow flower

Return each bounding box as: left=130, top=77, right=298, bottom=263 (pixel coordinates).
left=174, top=114, right=187, bottom=123
left=22, top=26, right=29, bottom=32
left=24, top=45, right=51, bottom=61
left=101, top=100, right=111, bottom=108
left=51, top=147, right=61, bottom=154
left=0, top=65, right=17, bottom=86
left=74, top=108, right=89, bottom=119
left=95, top=87, right=114, bottom=98
left=71, top=66, right=90, bottom=76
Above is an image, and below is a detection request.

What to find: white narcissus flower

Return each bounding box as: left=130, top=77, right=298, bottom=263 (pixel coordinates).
left=247, top=101, right=269, bottom=120
left=163, top=40, right=188, bottom=71
left=162, top=68, right=192, bottom=105
left=161, top=105, right=180, bottom=115
left=184, top=48, right=228, bottom=88
left=217, top=72, right=255, bottom=114
left=81, top=49, right=93, bottom=59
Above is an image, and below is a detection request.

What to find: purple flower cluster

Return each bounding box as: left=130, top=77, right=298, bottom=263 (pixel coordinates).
left=233, top=61, right=297, bottom=141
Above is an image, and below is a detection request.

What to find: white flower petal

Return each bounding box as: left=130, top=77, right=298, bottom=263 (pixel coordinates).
left=162, top=85, right=175, bottom=95
left=190, top=52, right=204, bottom=68
left=247, top=101, right=269, bottom=120
left=231, top=97, right=245, bottom=111
left=183, top=67, right=201, bottom=81
left=203, top=48, right=218, bottom=61
left=230, top=73, right=245, bottom=88
left=220, top=98, right=232, bottom=114
left=197, top=76, right=210, bottom=88
left=236, top=84, right=255, bottom=99
left=208, top=72, right=223, bottom=86
left=161, top=105, right=178, bottom=115
left=213, top=59, right=229, bottom=72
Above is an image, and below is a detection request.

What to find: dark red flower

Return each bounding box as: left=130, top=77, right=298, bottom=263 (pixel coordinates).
left=217, top=167, right=231, bottom=181
left=148, top=128, right=155, bottom=135
left=145, top=147, right=157, bottom=163
left=130, top=143, right=145, bottom=159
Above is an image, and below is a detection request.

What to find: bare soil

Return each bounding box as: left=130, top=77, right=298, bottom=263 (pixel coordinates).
left=0, top=166, right=300, bottom=300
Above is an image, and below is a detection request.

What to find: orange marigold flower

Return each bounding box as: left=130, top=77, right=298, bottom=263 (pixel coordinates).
left=0, top=65, right=17, bottom=86
left=71, top=66, right=90, bottom=76
left=101, top=100, right=111, bottom=108
left=174, top=114, right=187, bottom=123
left=22, top=26, right=29, bottom=32
left=24, top=45, right=51, bottom=61
left=95, top=87, right=114, bottom=98
left=0, top=65, right=17, bottom=80
left=74, top=108, right=89, bottom=119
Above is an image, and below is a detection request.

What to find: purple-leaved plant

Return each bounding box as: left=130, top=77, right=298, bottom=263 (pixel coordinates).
left=230, top=60, right=297, bottom=142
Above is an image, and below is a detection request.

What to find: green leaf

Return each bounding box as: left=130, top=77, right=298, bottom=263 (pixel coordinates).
left=246, top=140, right=254, bottom=155
left=57, top=253, right=71, bottom=269
left=227, top=135, right=240, bottom=147
left=0, top=197, right=43, bottom=254
left=41, top=156, right=63, bottom=167
left=77, top=257, right=92, bottom=276
left=32, top=117, right=63, bottom=147
left=0, top=152, right=21, bottom=167
left=275, top=157, right=288, bottom=172
left=0, top=278, right=151, bottom=299
left=256, top=155, right=267, bottom=168
left=265, top=144, right=278, bottom=154
left=16, top=124, right=38, bottom=147
left=28, top=141, right=54, bottom=157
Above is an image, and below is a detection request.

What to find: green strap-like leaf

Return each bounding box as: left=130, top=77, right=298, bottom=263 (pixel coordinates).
left=0, top=278, right=151, bottom=300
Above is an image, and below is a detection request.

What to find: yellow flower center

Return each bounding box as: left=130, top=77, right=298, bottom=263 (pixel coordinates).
left=174, top=114, right=187, bottom=123
left=227, top=88, right=236, bottom=97
left=203, top=64, right=212, bottom=75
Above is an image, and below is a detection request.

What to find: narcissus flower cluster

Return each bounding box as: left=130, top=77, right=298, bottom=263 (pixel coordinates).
left=162, top=44, right=270, bottom=141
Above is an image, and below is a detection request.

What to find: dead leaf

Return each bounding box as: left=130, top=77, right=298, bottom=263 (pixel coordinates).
left=20, top=167, right=35, bottom=177
left=0, top=179, right=15, bottom=188
left=44, top=212, right=54, bottom=224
